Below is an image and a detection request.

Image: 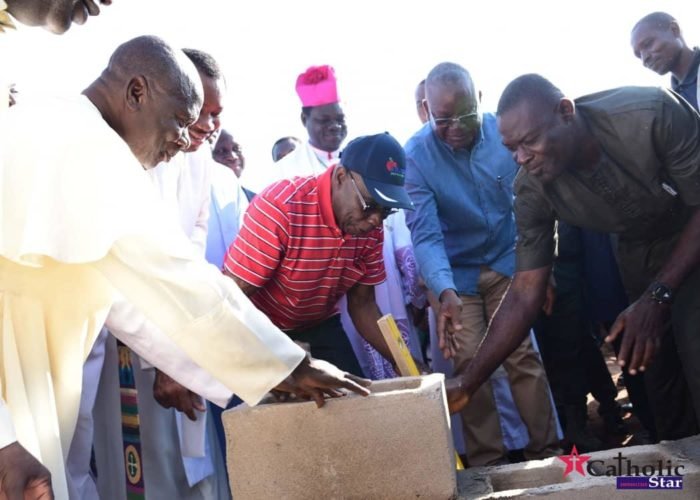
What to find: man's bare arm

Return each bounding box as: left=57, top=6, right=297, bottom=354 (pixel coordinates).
left=346, top=284, right=395, bottom=362
left=224, top=269, right=259, bottom=297
left=447, top=266, right=550, bottom=413
left=607, top=206, right=700, bottom=373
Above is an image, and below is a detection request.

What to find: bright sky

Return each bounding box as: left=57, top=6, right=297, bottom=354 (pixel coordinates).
left=1, top=0, right=699, bottom=191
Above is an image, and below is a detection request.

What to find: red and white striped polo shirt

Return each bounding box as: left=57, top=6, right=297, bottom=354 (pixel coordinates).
left=224, top=166, right=386, bottom=331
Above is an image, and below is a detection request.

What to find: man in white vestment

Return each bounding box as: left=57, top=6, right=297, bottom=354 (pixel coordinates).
left=90, top=48, right=232, bottom=500
left=0, top=35, right=370, bottom=499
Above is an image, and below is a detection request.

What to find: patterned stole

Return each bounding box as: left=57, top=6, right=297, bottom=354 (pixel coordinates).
left=117, top=340, right=146, bottom=499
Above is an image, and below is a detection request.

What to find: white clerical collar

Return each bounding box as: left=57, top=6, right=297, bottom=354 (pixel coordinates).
left=309, top=143, right=340, bottom=167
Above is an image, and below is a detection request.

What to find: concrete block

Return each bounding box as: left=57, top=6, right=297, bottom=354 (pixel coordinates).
left=223, top=374, right=458, bottom=499
left=457, top=435, right=700, bottom=499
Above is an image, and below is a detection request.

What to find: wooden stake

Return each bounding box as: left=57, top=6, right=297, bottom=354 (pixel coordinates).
left=377, top=313, right=465, bottom=470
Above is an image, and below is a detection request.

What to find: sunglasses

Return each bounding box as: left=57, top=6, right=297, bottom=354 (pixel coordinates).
left=349, top=174, right=398, bottom=220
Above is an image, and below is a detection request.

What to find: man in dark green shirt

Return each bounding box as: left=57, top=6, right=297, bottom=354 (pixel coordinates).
left=446, top=74, right=700, bottom=441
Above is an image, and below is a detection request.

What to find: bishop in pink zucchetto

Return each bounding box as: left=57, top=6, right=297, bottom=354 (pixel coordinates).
left=295, top=65, right=340, bottom=107
left=266, top=64, right=347, bottom=180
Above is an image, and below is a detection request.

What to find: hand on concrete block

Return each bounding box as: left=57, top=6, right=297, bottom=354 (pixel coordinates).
left=224, top=375, right=458, bottom=499
left=276, top=355, right=371, bottom=408
left=444, top=376, right=470, bottom=414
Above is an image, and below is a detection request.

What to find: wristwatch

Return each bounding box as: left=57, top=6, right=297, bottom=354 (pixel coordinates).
left=649, top=281, right=674, bottom=305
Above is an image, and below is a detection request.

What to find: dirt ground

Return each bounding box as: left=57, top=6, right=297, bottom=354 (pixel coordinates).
left=584, top=342, right=646, bottom=449
left=496, top=342, right=647, bottom=466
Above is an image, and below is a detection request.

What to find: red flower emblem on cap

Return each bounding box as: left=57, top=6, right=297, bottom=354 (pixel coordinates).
left=300, top=66, right=330, bottom=85
left=386, top=158, right=398, bottom=172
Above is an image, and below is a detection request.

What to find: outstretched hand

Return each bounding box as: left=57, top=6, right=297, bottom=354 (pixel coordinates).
left=153, top=369, right=205, bottom=421
left=606, top=297, right=670, bottom=375
left=0, top=442, right=53, bottom=499
left=436, top=289, right=462, bottom=359
left=276, top=355, right=372, bottom=408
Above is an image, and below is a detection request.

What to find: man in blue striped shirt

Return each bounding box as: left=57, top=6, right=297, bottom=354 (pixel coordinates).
left=404, top=62, right=560, bottom=466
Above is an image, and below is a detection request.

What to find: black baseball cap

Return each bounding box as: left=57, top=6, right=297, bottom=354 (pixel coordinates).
left=340, top=132, right=414, bottom=210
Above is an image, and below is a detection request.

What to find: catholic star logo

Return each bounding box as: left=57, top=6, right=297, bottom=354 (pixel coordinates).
left=558, top=445, right=591, bottom=477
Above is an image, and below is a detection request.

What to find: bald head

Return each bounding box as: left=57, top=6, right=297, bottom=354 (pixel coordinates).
left=84, top=35, right=204, bottom=168
left=105, top=35, right=202, bottom=105
left=632, top=11, right=676, bottom=33
left=425, top=62, right=480, bottom=150
left=272, top=136, right=301, bottom=162
left=497, top=73, right=563, bottom=117
left=631, top=12, right=690, bottom=78
left=213, top=129, right=246, bottom=177
left=426, top=63, right=475, bottom=97
left=414, top=79, right=428, bottom=124
left=496, top=74, right=590, bottom=184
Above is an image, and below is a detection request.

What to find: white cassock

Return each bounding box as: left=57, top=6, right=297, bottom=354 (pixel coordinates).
left=257, top=140, right=338, bottom=191
left=91, top=148, right=231, bottom=499
left=206, top=164, right=249, bottom=270
left=0, top=95, right=305, bottom=500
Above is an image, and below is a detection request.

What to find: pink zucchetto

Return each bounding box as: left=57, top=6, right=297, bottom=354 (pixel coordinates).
left=295, top=65, right=340, bottom=107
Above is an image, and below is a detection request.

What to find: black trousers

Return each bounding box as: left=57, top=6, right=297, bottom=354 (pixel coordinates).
left=617, top=236, right=700, bottom=441
left=534, top=260, right=606, bottom=411
left=287, top=314, right=364, bottom=378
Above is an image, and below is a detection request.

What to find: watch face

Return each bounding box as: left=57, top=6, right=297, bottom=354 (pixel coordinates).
left=651, top=283, right=673, bottom=304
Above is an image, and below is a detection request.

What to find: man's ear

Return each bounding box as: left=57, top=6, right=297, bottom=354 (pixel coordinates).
left=335, top=164, right=348, bottom=183
left=126, top=76, right=148, bottom=111
left=558, top=97, right=576, bottom=123
left=670, top=21, right=681, bottom=38
left=421, top=99, right=430, bottom=118
left=300, top=110, right=308, bottom=127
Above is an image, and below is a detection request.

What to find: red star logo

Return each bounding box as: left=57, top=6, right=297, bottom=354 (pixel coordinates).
left=557, top=445, right=590, bottom=477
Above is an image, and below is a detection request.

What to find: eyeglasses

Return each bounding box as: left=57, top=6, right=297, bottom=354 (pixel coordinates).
left=349, top=174, right=398, bottom=220
left=430, top=110, right=479, bottom=129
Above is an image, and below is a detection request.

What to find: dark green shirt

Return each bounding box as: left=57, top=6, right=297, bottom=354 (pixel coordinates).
left=514, top=86, right=700, bottom=273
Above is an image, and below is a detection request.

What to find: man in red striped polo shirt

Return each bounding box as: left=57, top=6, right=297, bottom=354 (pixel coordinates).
left=224, top=133, right=415, bottom=375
